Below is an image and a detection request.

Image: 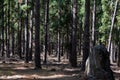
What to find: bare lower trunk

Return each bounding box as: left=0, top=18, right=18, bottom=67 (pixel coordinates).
left=117, top=45, right=120, bottom=67
left=57, top=31, right=61, bottom=62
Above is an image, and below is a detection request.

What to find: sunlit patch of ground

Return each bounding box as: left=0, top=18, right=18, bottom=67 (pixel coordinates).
left=0, top=57, right=120, bottom=80
left=0, top=74, right=81, bottom=80
left=0, top=61, right=82, bottom=80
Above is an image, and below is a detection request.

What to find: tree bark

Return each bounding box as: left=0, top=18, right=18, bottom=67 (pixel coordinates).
left=35, top=0, right=41, bottom=69
left=91, top=0, right=96, bottom=46
left=11, top=28, right=15, bottom=56
left=69, top=0, right=77, bottom=67
left=57, top=0, right=61, bottom=62
left=43, top=0, right=49, bottom=64
left=25, top=0, right=29, bottom=63
left=18, top=3, right=22, bottom=59
left=1, top=0, right=4, bottom=57
left=81, top=0, right=90, bottom=71
left=117, top=27, right=120, bottom=67
left=28, top=0, right=34, bottom=61
left=107, top=0, right=119, bottom=52
left=57, top=30, right=61, bottom=62
left=117, top=44, right=120, bottom=67
left=7, top=0, right=10, bottom=58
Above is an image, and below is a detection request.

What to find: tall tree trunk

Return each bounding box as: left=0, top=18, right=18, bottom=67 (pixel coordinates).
left=18, top=2, right=22, bottom=59
left=57, top=30, right=61, bottom=62
left=1, top=0, right=4, bottom=57
left=22, top=21, right=25, bottom=58
left=91, top=0, right=96, bottom=46
left=29, top=0, right=34, bottom=61
left=61, top=34, right=64, bottom=56
left=117, top=27, right=120, bottom=67
left=66, top=27, right=69, bottom=59
left=11, top=28, right=15, bottom=56
left=78, top=20, right=82, bottom=55
left=7, top=0, right=10, bottom=58
left=35, top=0, right=41, bottom=69
left=43, top=0, right=49, bottom=64
left=48, top=33, right=51, bottom=55
left=25, top=0, right=29, bottom=63
left=81, top=0, right=90, bottom=71
left=21, top=14, right=24, bottom=57
left=69, top=0, right=77, bottom=67
left=57, top=0, right=61, bottom=62
left=110, top=42, right=114, bottom=64
left=0, top=33, right=1, bottom=54
left=107, top=0, right=119, bottom=52
left=29, top=13, right=32, bottom=61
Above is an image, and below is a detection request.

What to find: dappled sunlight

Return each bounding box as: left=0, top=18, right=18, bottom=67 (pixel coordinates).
left=13, top=66, right=29, bottom=70
left=0, top=61, right=81, bottom=80
left=31, top=74, right=69, bottom=79
left=0, top=59, right=119, bottom=80
left=64, top=68, right=80, bottom=72
left=0, top=75, right=26, bottom=79
left=0, top=74, right=74, bottom=79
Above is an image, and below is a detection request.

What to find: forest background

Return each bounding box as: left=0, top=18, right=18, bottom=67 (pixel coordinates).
left=0, top=0, right=120, bottom=80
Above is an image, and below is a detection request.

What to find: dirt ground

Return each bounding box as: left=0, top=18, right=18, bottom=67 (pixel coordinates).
left=0, top=61, right=83, bottom=80
left=0, top=57, right=120, bottom=80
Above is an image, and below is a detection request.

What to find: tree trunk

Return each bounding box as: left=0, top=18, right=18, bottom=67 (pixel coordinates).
left=22, top=21, right=25, bottom=58
left=69, top=0, right=78, bottom=67
left=25, top=0, right=29, bottom=63
left=66, top=27, right=69, bottom=59
left=57, top=30, right=61, bottom=62
left=21, top=16, right=24, bottom=58
left=11, top=29, right=15, bottom=56
left=78, top=20, right=82, bottom=55
left=117, top=44, right=120, bottom=67
left=91, top=0, right=96, bottom=46
left=117, top=27, right=120, bottom=67
left=1, top=0, right=4, bottom=57
left=28, top=11, right=32, bottom=61
left=43, top=0, right=49, bottom=64
left=61, top=34, right=64, bottom=56
left=35, top=0, right=41, bottom=69
left=57, top=0, right=61, bottom=62
left=29, top=0, right=34, bottom=60
left=107, top=0, right=119, bottom=52
left=18, top=3, right=22, bottom=59
left=7, top=0, right=10, bottom=58
left=81, top=0, right=90, bottom=71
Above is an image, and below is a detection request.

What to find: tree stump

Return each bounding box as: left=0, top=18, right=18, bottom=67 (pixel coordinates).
left=85, top=45, right=115, bottom=80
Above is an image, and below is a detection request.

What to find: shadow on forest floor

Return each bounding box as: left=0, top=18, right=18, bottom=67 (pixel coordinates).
left=0, top=61, right=83, bottom=80
left=0, top=57, right=120, bottom=80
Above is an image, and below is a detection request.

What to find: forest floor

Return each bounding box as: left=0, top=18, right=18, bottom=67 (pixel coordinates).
left=0, top=55, right=120, bottom=80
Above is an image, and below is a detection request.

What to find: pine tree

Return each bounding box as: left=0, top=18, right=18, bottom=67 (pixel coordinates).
left=34, top=0, right=41, bottom=69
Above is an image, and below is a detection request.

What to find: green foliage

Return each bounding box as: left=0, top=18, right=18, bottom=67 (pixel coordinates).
left=20, top=4, right=31, bottom=11
left=0, top=0, right=119, bottom=47
left=49, top=0, right=72, bottom=35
